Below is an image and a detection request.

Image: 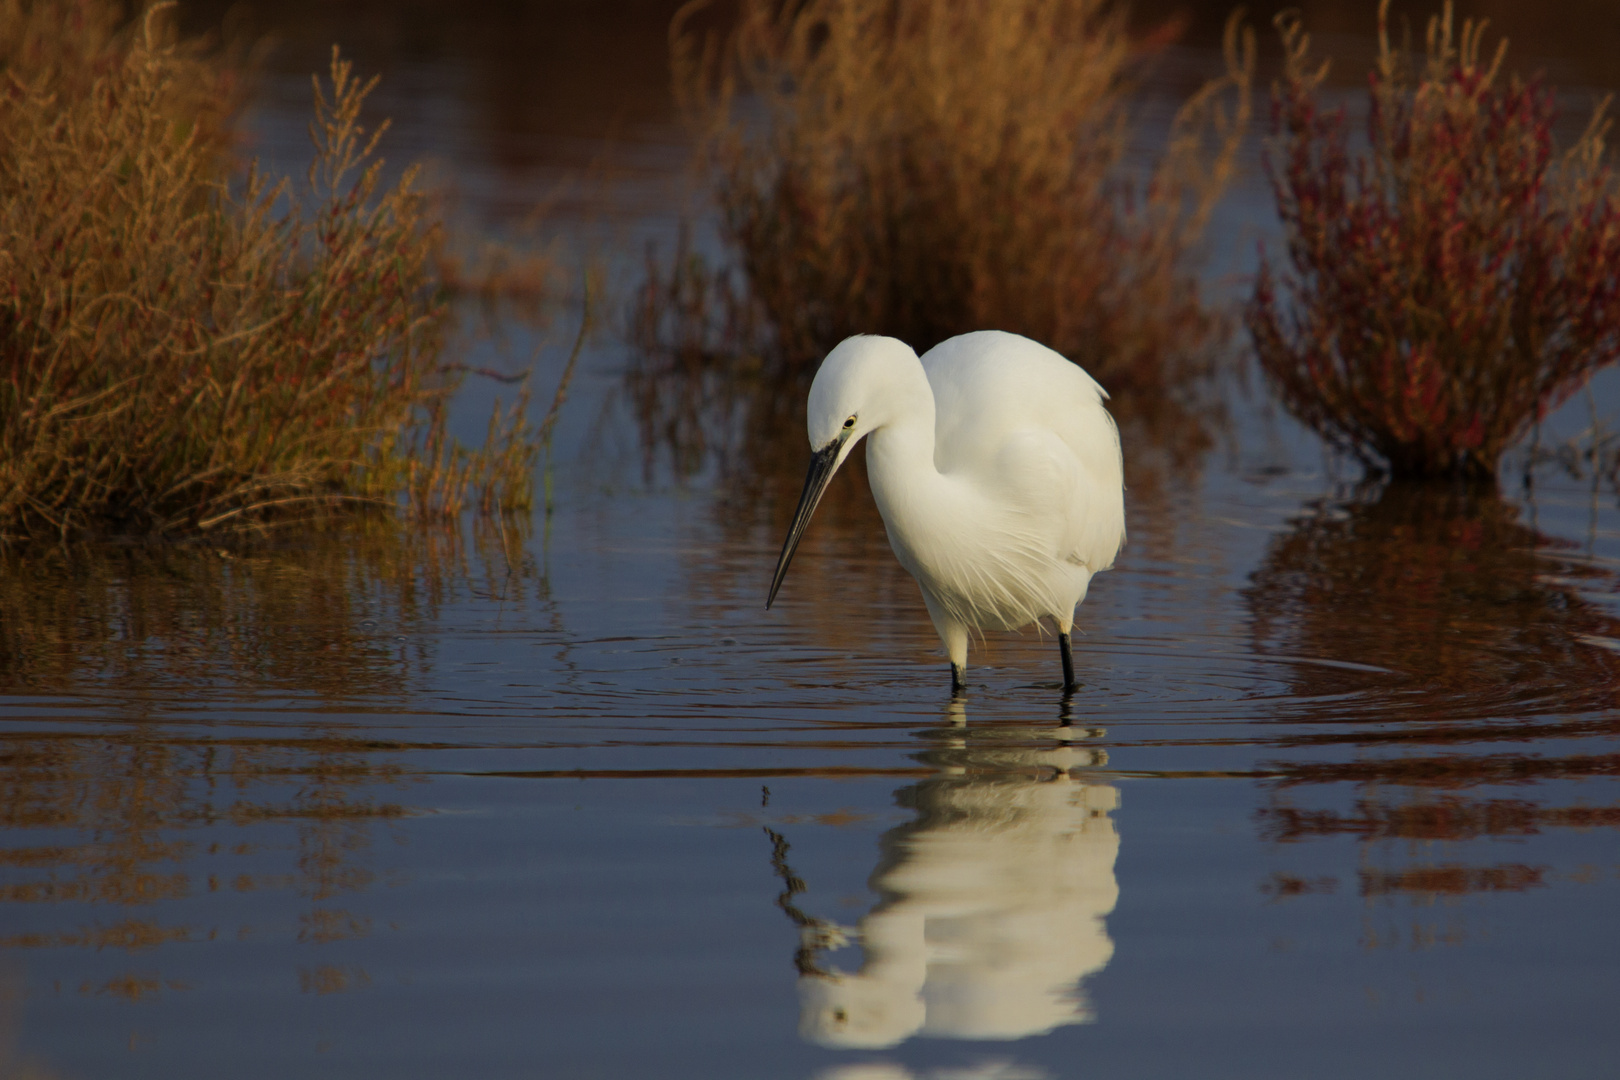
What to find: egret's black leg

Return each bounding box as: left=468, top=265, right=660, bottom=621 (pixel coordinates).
left=951, top=662, right=968, bottom=695
left=1059, top=632, right=1078, bottom=693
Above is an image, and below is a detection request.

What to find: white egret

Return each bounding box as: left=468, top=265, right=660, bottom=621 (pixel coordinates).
left=767, top=331, right=1126, bottom=692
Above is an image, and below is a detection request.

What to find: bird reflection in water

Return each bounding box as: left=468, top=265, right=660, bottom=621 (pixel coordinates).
left=814, top=1061, right=1050, bottom=1080
left=771, top=701, right=1119, bottom=1050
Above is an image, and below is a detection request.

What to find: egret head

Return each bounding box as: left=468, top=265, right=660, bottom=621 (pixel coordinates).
left=805, top=335, right=923, bottom=454
left=768, top=336, right=924, bottom=609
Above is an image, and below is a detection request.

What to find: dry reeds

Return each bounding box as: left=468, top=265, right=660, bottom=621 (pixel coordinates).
left=655, top=0, right=1253, bottom=395
left=1248, top=1, right=1620, bottom=483
left=0, top=1, right=534, bottom=541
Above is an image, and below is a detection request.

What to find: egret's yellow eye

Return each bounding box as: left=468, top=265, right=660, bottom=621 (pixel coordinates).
left=843, top=416, right=856, bottom=429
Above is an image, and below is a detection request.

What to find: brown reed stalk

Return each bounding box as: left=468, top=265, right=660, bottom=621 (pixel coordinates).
left=0, top=0, right=535, bottom=541
left=659, top=0, right=1253, bottom=395
left=1247, top=0, right=1620, bottom=483
left=530, top=274, right=595, bottom=516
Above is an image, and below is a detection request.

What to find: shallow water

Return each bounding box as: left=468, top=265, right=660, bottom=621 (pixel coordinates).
left=4, top=442, right=1617, bottom=1078
left=6, top=2, right=1620, bottom=1077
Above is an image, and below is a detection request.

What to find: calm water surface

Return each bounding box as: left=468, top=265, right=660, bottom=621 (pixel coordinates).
left=5, top=435, right=1616, bottom=1079
left=5, top=3, right=1620, bottom=1077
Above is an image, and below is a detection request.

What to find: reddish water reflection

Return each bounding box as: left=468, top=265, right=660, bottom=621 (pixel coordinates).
left=1247, top=482, right=1620, bottom=734
left=1245, top=483, right=1620, bottom=906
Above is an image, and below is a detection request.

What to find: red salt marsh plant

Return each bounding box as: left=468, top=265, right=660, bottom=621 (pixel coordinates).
left=1248, top=0, right=1620, bottom=483
left=0, top=1, right=535, bottom=542
left=649, top=0, right=1253, bottom=397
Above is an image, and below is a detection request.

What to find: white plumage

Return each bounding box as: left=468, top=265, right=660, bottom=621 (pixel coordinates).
left=797, top=709, right=1121, bottom=1049
left=768, top=330, right=1126, bottom=691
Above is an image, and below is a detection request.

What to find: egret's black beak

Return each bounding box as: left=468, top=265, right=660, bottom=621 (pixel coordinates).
left=767, top=440, right=844, bottom=609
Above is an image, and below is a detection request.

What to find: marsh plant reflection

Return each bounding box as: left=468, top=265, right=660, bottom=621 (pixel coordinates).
left=780, top=704, right=1118, bottom=1050
left=1247, top=482, right=1620, bottom=722
left=0, top=520, right=532, bottom=700
left=0, top=522, right=534, bottom=998
left=1244, top=484, right=1620, bottom=916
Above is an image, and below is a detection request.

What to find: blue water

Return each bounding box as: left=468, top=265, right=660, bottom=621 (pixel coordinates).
left=4, top=422, right=1617, bottom=1078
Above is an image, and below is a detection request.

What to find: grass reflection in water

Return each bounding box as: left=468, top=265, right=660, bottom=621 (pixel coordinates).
left=0, top=520, right=531, bottom=1001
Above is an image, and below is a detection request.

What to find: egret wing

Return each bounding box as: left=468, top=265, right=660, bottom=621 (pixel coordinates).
left=921, top=331, right=1125, bottom=572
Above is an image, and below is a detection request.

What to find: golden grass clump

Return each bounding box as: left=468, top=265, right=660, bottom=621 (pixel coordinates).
left=658, top=0, right=1253, bottom=395
left=0, top=1, right=534, bottom=541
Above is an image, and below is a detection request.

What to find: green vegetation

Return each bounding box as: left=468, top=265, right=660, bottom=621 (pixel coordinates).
left=0, top=0, right=536, bottom=542
left=1248, top=1, right=1620, bottom=482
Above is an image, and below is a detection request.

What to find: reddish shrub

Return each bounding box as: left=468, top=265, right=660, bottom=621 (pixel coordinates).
left=1247, top=0, right=1620, bottom=482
